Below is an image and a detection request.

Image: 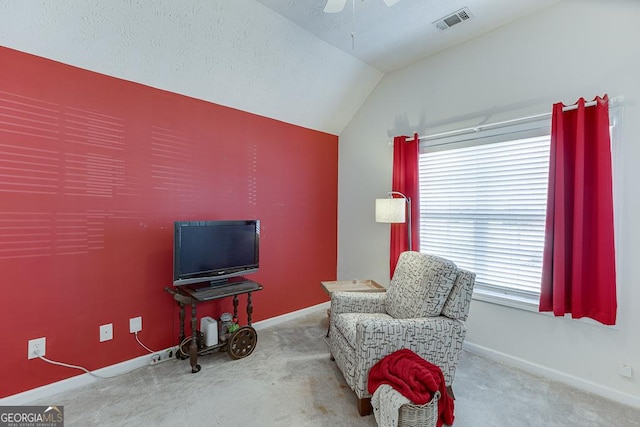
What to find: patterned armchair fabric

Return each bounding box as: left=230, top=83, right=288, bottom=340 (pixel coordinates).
left=328, top=251, right=476, bottom=413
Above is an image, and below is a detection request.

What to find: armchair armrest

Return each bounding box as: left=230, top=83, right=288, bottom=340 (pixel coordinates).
left=330, top=291, right=387, bottom=315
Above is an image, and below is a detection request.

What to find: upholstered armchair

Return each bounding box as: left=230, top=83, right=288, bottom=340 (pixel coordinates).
left=328, top=251, right=476, bottom=416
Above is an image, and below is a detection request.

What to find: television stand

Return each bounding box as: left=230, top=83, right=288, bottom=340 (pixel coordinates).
left=164, top=280, right=263, bottom=373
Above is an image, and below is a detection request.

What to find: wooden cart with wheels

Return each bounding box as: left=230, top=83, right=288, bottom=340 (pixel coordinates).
left=164, top=280, right=263, bottom=372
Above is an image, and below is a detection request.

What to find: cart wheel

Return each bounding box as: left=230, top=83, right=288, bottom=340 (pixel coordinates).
left=227, top=326, right=257, bottom=360
left=191, top=364, right=201, bottom=373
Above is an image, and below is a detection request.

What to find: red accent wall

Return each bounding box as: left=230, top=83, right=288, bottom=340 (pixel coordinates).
left=0, top=47, right=337, bottom=398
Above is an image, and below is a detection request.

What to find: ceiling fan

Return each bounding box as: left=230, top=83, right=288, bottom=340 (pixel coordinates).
left=323, top=0, right=400, bottom=14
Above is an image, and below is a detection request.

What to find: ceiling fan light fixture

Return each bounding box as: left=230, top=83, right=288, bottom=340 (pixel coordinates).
left=323, top=0, right=348, bottom=13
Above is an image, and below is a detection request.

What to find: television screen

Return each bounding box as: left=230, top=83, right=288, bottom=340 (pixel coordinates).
left=173, top=220, right=260, bottom=286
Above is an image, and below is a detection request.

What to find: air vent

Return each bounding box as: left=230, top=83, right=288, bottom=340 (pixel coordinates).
left=433, top=7, right=473, bottom=31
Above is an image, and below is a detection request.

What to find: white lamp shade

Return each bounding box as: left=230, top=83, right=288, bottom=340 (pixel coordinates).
left=375, top=198, right=406, bottom=223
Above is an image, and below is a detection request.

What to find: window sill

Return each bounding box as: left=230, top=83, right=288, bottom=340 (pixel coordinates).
left=472, top=288, right=539, bottom=312
left=472, top=288, right=618, bottom=329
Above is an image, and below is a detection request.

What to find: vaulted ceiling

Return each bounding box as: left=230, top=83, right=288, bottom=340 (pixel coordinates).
left=254, top=0, right=560, bottom=72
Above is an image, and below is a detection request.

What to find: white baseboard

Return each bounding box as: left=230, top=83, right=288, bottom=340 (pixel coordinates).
left=1, top=302, right=330, bottom=405
left=252, top=301, right=329, bottom=331
left=464, top=341, right=640, bottom=409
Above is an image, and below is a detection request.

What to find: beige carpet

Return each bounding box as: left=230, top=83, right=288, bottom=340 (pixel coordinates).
left=32, top=308, right=639, bottom=426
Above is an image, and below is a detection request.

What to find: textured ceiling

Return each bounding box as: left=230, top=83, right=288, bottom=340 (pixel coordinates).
left=254, top=0, right=560, bottom=72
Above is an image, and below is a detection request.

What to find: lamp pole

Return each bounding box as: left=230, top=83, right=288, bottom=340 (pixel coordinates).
left=387, top=191, right=412, bottom=251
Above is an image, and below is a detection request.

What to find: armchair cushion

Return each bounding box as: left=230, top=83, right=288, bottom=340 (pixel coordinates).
left=385, top=252, right=458, bottom=319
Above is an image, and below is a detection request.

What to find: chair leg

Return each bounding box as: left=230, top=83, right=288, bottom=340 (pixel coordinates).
left=357, top=397, right=372, bottom=416
left=446, top=385, right=455, bottom=400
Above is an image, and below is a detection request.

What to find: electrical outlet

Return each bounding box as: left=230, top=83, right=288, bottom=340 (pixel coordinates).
left=618, top=363, right=633, bottom=378
left=149, top=348, right=177, bottom=365
left=129, top=316, right=142, bottom=333
left=100, top=323, right=113, bottom=342
left=28, top=337, right=46, bottom=359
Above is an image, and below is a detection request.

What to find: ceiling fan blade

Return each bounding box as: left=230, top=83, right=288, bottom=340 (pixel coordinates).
left=324, top=0, right=348, bottom=13
left=382, top=0, right=400, bottom=6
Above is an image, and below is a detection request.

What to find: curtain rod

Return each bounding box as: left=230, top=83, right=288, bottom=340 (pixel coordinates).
left=415, top=95, right=623, bottom=142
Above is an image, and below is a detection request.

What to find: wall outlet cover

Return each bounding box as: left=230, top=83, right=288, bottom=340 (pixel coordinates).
left=100, top=324, right=113, bottom=342
left=129, top=316, right=142, bottom=333
left=617, top=363, right=633, bottom=378
left=28, top=337, right=46, bottom=359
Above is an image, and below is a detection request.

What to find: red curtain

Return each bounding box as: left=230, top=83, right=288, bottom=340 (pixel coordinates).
left=390, top=133, right=420, bottom=277
left=539, top=95, right=617, bottom=325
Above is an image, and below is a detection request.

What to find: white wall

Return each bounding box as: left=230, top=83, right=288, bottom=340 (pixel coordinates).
left=338, top=0, right=640, bottom=405
left=0, top=0, right=382, bottom=135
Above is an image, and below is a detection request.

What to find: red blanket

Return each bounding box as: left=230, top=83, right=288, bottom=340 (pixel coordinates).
left=368, top=349, right=454, bottom=427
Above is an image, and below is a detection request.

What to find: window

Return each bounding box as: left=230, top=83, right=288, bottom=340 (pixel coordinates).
left=418, top=106, right=619, bottom=310
left=418, top=119, right=551, bottom=308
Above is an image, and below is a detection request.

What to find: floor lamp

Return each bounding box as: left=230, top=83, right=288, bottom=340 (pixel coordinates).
left=375, top=191, right=412, bottom=251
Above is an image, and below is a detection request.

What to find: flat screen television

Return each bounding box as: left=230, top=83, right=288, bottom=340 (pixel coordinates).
left=173, top=219, right=260, bottom=287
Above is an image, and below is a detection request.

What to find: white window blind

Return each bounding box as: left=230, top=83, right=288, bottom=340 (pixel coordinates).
left=419, top=126, right=550, bottom=302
